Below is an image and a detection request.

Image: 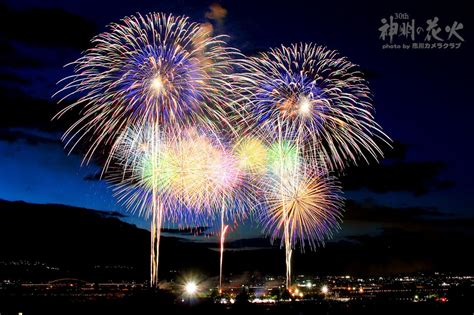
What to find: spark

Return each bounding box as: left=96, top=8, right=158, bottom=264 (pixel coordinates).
left=150, top=76, right=165, bottom=95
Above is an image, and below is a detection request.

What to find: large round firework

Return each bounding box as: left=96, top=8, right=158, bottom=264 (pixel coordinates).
left=108, top=126, right=254, bottom=224
left=54, top=12, right=240, bottom=163
left=235, top=43, right=390, bottom=171
left=164, top=128, right=244, bottom=215
left=260, top=170, right=344, bottom=251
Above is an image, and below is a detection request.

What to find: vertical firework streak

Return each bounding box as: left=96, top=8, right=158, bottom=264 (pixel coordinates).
left=219, top=206, right=229, bottom=293
left=150, top=123, right=162, bottom=287
left=150, top=198, right=162, bottom=287
left=235, top=43, right=391, bottom=288
left=54, top=12, right=242, bottom=287
left=110, top=127, right=253, bottom=290
left=109, top=125, right=169, bottom=287
left=207, top=141, right=248, bottom=294
left=278, top=128, right=296, bottom=288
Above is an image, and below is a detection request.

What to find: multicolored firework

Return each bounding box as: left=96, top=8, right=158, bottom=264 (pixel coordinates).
left=260, top=168, right=344, bottom=288
left=233, top=43, right=390, bottom=288
left=53, top=10, right=390, bottom=292
left=54, top=12, right=243, bottom=287
left=108, top=124, right=171, bottom=286
left=109, top=126, right=251, bottom=222
left=261, top=171, right=344, bottom=250
left=235, top=43, right=390, bottom=172
left=54, top=12, right=240, bottom=165
left=233, top=137, right=268, bottom=175
left=108, top=126, right=255, bottom=288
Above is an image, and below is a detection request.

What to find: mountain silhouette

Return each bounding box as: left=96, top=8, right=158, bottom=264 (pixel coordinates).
left=1, top=199, right=473, bottom=283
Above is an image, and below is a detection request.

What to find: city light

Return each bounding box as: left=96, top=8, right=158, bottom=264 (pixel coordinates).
left=321, top=285, right=329, bottom=294
left=184, top=281, right=198, bottom=295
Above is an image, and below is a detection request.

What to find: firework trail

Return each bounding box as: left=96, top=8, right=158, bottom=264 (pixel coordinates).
left=54, top=12, right=242, bottom=287
left=219, top=222, right=229, bottom=293
left=234, top=43, right=390, bottom=287
left=109, top=124, right=172, bottom=286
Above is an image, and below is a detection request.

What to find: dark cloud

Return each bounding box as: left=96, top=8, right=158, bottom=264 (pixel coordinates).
left=99, top=210, right=126, bottom=218
left=295, top=222, right=474, bottom=275
left=0, top=128, right=60, bottom=146
left=0, top=87, right=63, bottom=131
left=344, top=199, right=447, bottom=223
left=0, top=41, right=44, bottom=68
left=216, top=237, right=272, bottom=251
left=0, top=3, right=96, bottom=49
left=194, top=237, right=272, bottom=250
left=341, top=141, right=454, bottom=195
left=83, top=172, right=102, bottom=182
left=342, top=161, right=454, bottom=195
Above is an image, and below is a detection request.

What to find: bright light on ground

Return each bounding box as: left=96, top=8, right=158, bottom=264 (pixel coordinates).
left=185, top=281, right=198, bottom=295
left=321, top=285, right=329, bottom=294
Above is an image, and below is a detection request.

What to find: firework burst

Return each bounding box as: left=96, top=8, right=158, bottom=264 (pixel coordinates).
left=258, top=164, right=344, bottom=288
left=54, top=12, right=243, bottom=287
left=109, top=126, right=251, bottom=223
left=108, top=126, right=256, bottom=289
left=54, top=12, right=240, bottom=165
left=235, top=43, right=390, bottom=171
left=232, top=43, right=390, bottom=288
left=233, top=137, right=268, bottom=175
left=261, top=171, right=344, bottom=250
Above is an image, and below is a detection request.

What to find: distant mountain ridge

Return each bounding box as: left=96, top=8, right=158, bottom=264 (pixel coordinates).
left=0, top=199, right=472, bottom=282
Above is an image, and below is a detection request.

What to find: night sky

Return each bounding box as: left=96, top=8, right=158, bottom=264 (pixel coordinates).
left=0, top=0, right=472, bottom=243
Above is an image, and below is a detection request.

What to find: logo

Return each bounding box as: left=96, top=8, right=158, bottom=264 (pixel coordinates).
left=378, top=13, right=464, bottom=50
